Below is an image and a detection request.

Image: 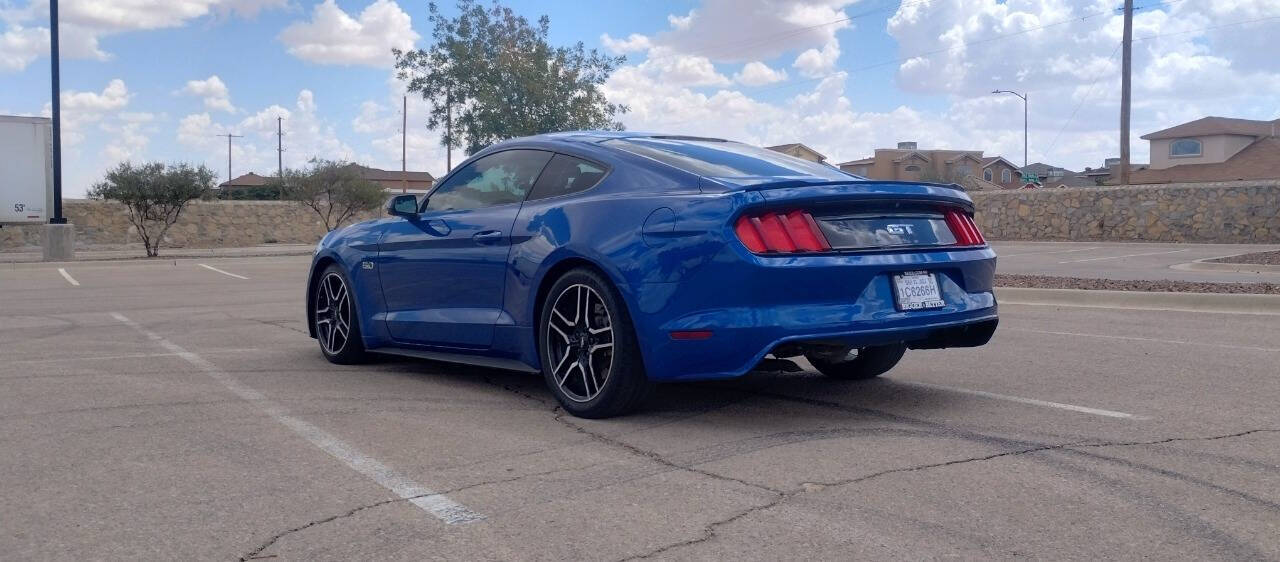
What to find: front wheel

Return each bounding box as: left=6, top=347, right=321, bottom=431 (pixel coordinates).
left=313, top=264, right=368, bottom=364
left=805, top=343, right=906, bottom=380
left=539, top=268, right=651, bottom=418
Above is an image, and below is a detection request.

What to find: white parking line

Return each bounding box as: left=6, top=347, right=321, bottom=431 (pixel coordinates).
left=1058, top=249, right=1189, bottom=264
left=1011, top=328, right=1280, bottom=353
left=108, top=312, right=483, bottom=525
left=198, top=263, right=249, bottom=280
left=57, top=268, right=80, bottom=286
left=998, top=246, right=1102, bottom=258
left=900, top=381, right=1148, bottom=419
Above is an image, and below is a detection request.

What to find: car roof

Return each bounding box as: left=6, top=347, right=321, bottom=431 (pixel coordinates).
left=491, top=130, right=729, bottom=150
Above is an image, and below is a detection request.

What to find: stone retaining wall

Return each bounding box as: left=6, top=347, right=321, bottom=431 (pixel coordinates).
left=970, top=180, right=1280, bottom=243
left=0, top=200, right=378, bottom=251
left=3, top=180, right=1278, bottom=251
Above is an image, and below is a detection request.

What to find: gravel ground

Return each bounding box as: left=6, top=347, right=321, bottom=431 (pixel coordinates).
left=1207, top=250, right=1280, bottom=266
left=995, top=273, right=1280, bottom=295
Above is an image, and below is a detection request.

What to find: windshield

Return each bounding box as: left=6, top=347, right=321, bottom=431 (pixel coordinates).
left=601, top=137, right=853, bottom=182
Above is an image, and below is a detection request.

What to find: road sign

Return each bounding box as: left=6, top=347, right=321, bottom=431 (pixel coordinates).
left=0, top=115, right=54, bottom=225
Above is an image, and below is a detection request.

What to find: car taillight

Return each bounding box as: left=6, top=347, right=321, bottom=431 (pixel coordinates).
left=943, top=208, right=986, bottom=246
left=734, top=210, right=831, bottom=254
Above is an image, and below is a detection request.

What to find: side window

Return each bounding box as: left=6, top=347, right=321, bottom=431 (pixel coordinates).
left=983, top=169, right=993, bottom=181
left=425, top=150, right=552, bottom=212
left=1001, top=169, right=1012, bottom=183
left=526, top=154, right=608, bottom=201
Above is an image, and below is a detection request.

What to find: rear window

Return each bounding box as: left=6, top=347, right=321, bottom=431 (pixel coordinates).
left=527, top=154, right=608, bottom=201
left=601, top=137, right=851, bottom=181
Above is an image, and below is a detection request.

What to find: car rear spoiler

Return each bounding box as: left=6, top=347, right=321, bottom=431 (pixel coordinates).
left=712, top=178, right=976, bottom=213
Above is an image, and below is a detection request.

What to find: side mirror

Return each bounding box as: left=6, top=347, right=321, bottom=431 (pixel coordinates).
left=386, top=194, right=418, bottom=217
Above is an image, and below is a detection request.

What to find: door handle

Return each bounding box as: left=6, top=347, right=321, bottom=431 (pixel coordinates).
left=473, top=230, right=504, bottom=244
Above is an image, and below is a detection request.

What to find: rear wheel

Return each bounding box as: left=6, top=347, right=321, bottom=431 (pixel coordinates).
left=313, top=264, right=368, bottom=364
left=805, top=343, right=906, bottom=380
left=539, top=268, right=650, bottom=418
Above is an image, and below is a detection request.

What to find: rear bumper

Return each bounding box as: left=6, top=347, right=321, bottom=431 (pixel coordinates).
left=628, top=246, right=998, bottom=381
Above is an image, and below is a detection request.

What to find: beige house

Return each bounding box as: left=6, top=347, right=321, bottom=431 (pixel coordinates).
left=765, top=143, right=828, bottom=163
left=1144, top=117, right=1279, bottom=170
left=1129, top=116, right=1280, bottom=184
left=837, top=142, right=1022, bottom=189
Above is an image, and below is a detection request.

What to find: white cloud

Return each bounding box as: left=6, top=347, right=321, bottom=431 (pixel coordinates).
left=792, top=39, right=839, bottom=78
left=600, top=32, right=652, bottom=54
left=351, top=72, right=451, bottom=177
left=278, top=0, right=419, bottom=67
left=0, top=25, right=47, bottom=70
left=178, top=89, right=359, bottom=180
left=667, top=10, right=695, bottom=31
left=655, top=0, right=855, bottom=62
left=179, top=75, right=235, bottom=113
left=0, top=0, right=287, bottom=71
left=734, top=61, right=788, bottom=86
left=638, top=47, right=732, bottom=87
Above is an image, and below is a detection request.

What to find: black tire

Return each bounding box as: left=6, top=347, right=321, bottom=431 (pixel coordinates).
left=313, top=264, right=368, bottom=365
left=538, top=267, right=651, bottom=418
left=805, top=343, right=906, bottom=380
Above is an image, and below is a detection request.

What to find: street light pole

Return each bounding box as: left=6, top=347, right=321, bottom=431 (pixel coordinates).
left=49, top=0, right=65, bottom=224
left=992, top=89, right=1028, bottom=170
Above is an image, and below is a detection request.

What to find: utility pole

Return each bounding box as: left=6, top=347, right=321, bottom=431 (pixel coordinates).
left=216, top=133, right=243, bottom=184
left=276, top=116, right=285, bottom=178
left=445, top=87, right=453, bottom=171
left=401, top=95, right=407, bottom=193
left=992, top=89, right=1028, bottom=169
left=1120, top=0, right=1133, bottom=185
left=48, top=0, right=65, bottom=224
left=276, top=117, right=285, bottom=200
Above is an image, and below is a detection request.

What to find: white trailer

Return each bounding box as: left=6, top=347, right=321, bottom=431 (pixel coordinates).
left=0, top=115, right=54, bottom=226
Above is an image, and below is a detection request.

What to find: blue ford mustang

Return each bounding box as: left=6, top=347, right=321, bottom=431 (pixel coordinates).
left=307, top=132, right=997, bottom=418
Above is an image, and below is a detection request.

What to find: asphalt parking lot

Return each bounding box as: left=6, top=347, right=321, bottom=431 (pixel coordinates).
left=3, top=256, right=1279, bottom=560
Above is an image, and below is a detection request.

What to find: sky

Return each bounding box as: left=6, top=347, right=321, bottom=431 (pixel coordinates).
left=2, top=0, right=1279, bottom=197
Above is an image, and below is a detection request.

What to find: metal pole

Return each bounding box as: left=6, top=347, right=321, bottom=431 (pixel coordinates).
left=402, top=95, right=407, bottom=194
left=49, top=0, right=65, bottom=224
left=1120, top=0, right=1133, bottom=185
left=277, top=117, right=283, bottom=178
left=216, top=133, right=243, bottom=184
left=445, top=88, right=452, bottom=171
left=992, top=89, right=1028, bottom=172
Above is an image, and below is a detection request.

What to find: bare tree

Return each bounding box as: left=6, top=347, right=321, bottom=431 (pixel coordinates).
left=88, top=162, right=215, bottom=257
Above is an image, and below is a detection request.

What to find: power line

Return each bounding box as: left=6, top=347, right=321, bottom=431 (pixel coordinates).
left=1044, top=42, right=1123, bottom=157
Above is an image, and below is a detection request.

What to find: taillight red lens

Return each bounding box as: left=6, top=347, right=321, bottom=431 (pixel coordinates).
left=734, top=210, right=831, bottom=254
left=944, top=208, right=986, bottom=246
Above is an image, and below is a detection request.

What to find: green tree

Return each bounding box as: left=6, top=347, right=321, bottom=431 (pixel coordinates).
left=394, top=0, right=628, bottom=157
left=274, top=160, right=386, bottom=232
left=88, top=162, right=215, bottom=257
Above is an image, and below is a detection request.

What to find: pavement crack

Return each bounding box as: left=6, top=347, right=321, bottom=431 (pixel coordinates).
left=551, top=407, right=787, bottom=496
left=242, top=317, right=309, bottom=335
left=239, top=468, right=577, bottom=561
left=620, top=428, right=1280, bottom=560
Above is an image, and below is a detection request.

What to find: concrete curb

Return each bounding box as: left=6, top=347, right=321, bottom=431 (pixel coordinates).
left=1170, top=257, right=1280, bottom=274
left=996, top=287, right=1280, bottom=315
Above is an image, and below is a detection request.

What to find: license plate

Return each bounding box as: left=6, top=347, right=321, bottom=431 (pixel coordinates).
left=892, top=271, right=944, bottom=311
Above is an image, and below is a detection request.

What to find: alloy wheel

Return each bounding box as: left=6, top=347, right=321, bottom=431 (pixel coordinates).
left=315, top=272, right=352, bottom=355
left=545, top=284, right=614, bottom=402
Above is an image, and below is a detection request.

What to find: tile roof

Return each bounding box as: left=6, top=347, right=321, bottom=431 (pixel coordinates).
left=1141, top=116, right=1280, bottom=140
